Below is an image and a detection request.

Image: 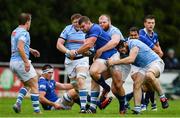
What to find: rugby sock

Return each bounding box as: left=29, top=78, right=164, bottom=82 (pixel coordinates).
left=96, top=76, right=110, bottom=92
left=134, top=106, right=141, bottom=113
left=144, top=91, right=150, bottom=106
left=114, top=93, right=125, bottom=111
left=79, top=89, right=88, bottom=110
left=125, top=92, right=133, bottom=102
left=160, top=94, right=166, bottom=98
left=90, top=91, right=100, bottom=110
left=63, top=93, right=72, bottom=102
left=16, top=87, right=28, bottom=105
left=30, top=93, right=40, bottom=113
left=149, top=91, right=155, bottom=104
left=141, top=92, right=145, bottom=105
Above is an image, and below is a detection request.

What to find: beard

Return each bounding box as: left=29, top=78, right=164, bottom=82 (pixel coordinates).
left=103, top=25, right=110, bottom=31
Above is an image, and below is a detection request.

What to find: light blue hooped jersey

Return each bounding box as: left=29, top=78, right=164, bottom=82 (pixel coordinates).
left=127, top=40, right=160, bottom=67
left=106, top=25, right=124, bottom=40
left=10, top=27, right=30, bottom=61
left=60, top=25, right=85, bottom=50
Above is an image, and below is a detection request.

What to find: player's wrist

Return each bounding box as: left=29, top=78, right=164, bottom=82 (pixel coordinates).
left=65, top=49, right=70, bottom=54
left=74, top=50, right=78, bottom=55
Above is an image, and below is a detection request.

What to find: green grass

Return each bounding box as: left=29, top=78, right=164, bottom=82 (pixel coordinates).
left=0, top=98, right=180, bottom=117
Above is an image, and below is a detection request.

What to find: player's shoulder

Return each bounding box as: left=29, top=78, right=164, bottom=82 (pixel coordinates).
left=139, top=28, right=145, bottom=34
left=38, top=77, right=47, bottom=84
left=15, top=27, right=28, bottom=36
left=64, top=24, right=73, bottom=30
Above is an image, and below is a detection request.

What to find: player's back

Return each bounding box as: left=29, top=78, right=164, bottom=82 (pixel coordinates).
left=86, top=24, right=117, bottom=59
left=106, top=25, right=124, bottom=40
left=128, top=40, right=160, bottom=67
left=10, top=27, right=30, bottom=61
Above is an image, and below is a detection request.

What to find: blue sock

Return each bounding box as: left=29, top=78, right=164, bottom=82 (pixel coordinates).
left=126, top=92, right=133, bottom=102
left=16, top=87, right=28, bottom=105
left=96, top=76, right=110, bottom=92
left=90, top=91, right=100, bottom=110
left=30, top=93, right=40, bottom=113
left=149, top=91, right=155, bottom=104
left=79, top=89, right=88, bottom=110
left=114, top=93, right=125, bottom=111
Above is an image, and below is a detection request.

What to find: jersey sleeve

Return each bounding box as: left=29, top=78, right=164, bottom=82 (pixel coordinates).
left=139, top=35, right=154, bottom=49
left=38, top=80, right=47, bottom=92
left=18, top=31, right=27, bottom=43
left=88, top=25, right=101, bottom=38
left=59, top=26, right=69, bottom=40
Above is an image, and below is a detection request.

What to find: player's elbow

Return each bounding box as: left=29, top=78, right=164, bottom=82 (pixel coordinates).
left=159, top=51, right=164, bottom=58
left=85, top=43, right=93, bottom=49
left=128, top=57, right=135, bottom=64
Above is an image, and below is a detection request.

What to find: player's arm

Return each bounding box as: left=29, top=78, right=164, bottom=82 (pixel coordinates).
left=56, top=38, right=69, bottom=54
left=94, top=34, right=120, bottom=59
left=55, top=82, right=73, bottom=90
left=29, top=48, right=40, bottom=57
left=39, top=91, right=60, bottom=109
left=17, top=40, right=30, bottom=72
left=76, top=37, right=97, bottom=54
left=100, top=34, right=120, bottom=52
left=153, top=42, right=163, bottom=57
left=107, top=47, right=139, bottom=66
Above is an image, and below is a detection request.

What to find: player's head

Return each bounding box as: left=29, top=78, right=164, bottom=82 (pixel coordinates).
left=98, top=14, right=111, bottom=31
left=42, top=64, right=53, bottom=79
left=18, top=13, right=31, bottom=30
left=129, top=27, right=139, bottom=39
left=78, top=16, right=92, bottom=33
left=71, top=13, right=82, bottom=30
left=116, top=40, right=129, bottom=54
left=144, top=14, right=155, bottom=32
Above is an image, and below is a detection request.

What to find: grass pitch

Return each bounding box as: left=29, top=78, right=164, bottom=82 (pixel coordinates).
left=0, top=98, right=180, bottom=117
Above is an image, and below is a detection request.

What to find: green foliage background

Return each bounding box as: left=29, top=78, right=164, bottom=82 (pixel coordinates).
left=0, top=0, right=179, bottom=63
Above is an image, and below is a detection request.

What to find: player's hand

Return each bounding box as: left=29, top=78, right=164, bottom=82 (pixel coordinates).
left=53, top=103, right=61, bottom=110
left=24, top=62, right=30, bottom=72
left=94, top=49, right=102, bottom=59
left=107, top=58, right=114, bottom=67
left=30, top=49, right=40, bottom=57
left=69, top=50, right=77, bottom=58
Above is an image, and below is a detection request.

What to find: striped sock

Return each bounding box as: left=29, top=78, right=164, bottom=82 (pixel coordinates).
left=90, top=91, right=100, bottom=110
left=30, top=93, right=40, bottom=113
left=134, top=105, right=141, bottom=112
left=79, top=89, right=88, bottom=110
left=16, top=87, right=28, bottom=105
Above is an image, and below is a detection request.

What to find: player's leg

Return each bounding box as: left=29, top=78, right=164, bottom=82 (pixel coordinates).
left=145, top=60, right=169, bottom=109
left=131, top=72, right=145, bottom=114
left=25, top=75, right=41, bottom=113
left=110, top=66, right=126, bottom=114
left=90, top=59, right=110, bottom=95
left=76, top=65, right=89, bottom=113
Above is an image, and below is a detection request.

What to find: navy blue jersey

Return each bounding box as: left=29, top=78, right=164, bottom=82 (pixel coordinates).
left=139, top=28, right=158, bottom=49
left=86, top=24, right=117, bottom=59
left=38, top=77, right=58, bottom=110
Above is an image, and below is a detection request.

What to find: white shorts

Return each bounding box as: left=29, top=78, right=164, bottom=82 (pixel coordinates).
left=51, top=98, right=73, bottom=110
left=95, top=52, right=120, bottom=66
left=145, top=59, right=164, bottom=77
left=131, top=59, right=164, bottom=77
left=130, top=65, right=145, bottom=76
left=10, top=60, right=37, bottom=82
left=64, top=57, right=89, bottom=79
left=117, top=64, right=131, bottom=81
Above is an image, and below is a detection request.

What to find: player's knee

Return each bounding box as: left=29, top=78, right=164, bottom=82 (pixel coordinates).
left=145, top=72, right=155, bottom=82
left=77, top=72, right=88, bottom=79
left=89, top=69, right=99, bottom=78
